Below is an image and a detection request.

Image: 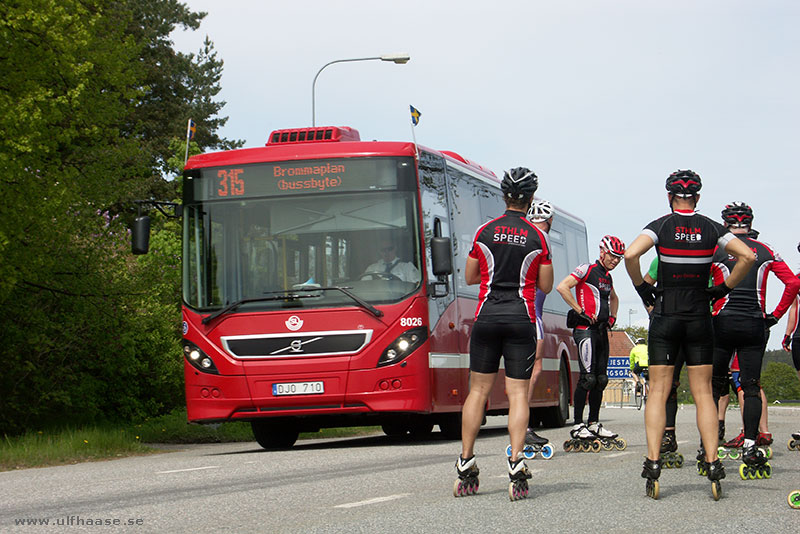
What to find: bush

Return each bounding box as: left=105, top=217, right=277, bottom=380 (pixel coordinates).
left=761, top=362, right=800, bottom=401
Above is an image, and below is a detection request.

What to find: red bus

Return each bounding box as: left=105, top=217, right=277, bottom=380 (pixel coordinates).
left=136, top=126, right=589, bottom=449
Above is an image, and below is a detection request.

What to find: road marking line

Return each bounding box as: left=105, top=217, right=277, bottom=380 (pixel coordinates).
left=156, top=466, right=220, bottom=474
left=604, top=452, right=633, bottom=458
left=334, top=493, right=411, bottom=509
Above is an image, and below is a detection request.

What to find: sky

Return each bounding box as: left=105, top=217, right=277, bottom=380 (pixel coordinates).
left=171, top=0, right=800, bottom=348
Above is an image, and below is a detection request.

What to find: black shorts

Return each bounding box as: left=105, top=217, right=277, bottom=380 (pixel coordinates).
left=648, top=314, right=713, bottom=366
left=469, top=321, right=536, bottom=380
left=793, top=335, right=800, bottom=371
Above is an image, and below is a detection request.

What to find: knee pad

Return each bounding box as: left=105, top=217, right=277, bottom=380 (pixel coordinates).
left=741, top=377, right=760, bottom=399
left=596, top=374, right=608, bottom=391
left=711, top=375, right=729, bottom=399
left=579, top=373, right=597, bottom=391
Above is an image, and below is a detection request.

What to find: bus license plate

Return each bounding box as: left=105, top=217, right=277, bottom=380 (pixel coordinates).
left=272, top=381, right=324, bottom=396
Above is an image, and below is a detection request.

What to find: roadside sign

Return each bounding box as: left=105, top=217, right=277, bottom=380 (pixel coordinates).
left=607, top=357, right=631, bottom=379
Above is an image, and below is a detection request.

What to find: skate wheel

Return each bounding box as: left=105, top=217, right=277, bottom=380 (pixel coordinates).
left=591, top=440, right=602, bottom=453
left=729, top=450, right=741, bottom=460
left=602, top=440, right=614, bottom=451
left=523, top=445, right=536, bottom=460
left=788, top=490, right=800, bottom=509
left=765, top=447, right=772, bottom=459
left=738, top=463, right=748, bottom=480
left=563, top=440, right=573, bottom=452
left=712, top=480, right=722, bottom=501
left=717, top=447, right=727, bottom=460
left=646, top=479, right=659, bottom=500
left=614, top=438, right=627, bottom=451
left=789, top=439, right=796, bottom=451
left=764, top=464, right=772, bottom=478
left=664, top=459, right=673, bottom=469
left=506, top=445, right=513, bottom=457
left=541, top=443, right=554, bottom=459
left=675, top=455, right=684, bottom=468
left=756, top=467, right=764, bottom=480
left=453, top=478, right=463, bottom=497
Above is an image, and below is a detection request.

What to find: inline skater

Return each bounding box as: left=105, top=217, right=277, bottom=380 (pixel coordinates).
left=629, top=337, right=649, bottom=400
left=525, top=199, right=555, bottom=448
left=719, top=353, right=774, bottom=458
left=454, top=167, right=553, bottom=500
left=624, top=170, right=755, bottom=500
left=643, top=257, right=685, bottom=467
left=557, top=235, right=626, bottom=452
left=781, top=241, right=800, bottom=451
left=710, top=202, right=800, bottom=480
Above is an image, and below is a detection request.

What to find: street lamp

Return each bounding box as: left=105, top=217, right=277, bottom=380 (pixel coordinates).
left=628, top=308, right=637, bottom=327
left=312, top=54, right=411, bottom=126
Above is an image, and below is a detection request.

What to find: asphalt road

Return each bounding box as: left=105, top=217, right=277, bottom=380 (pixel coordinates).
left=2, top=405, right=799, bottom=533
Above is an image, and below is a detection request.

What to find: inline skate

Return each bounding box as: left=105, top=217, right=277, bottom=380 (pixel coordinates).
left=739, top=444, right=771, bottom=480
left=756, top=432, right=773, bottom=458
left=563, top=423, right=601, bottom=453
left=696, top=444, right=708, bottom=476
left=789, top=490, right=800, bottom=509
left=789, top=431, right=800, bottom=451
left=641, top=457, right=661, bottom=499
left=705, top=458, right=725, bottom=501
left=587, top=422, right=627, bottom=451
left=507, top=456, right=532, bottom=501
left=453, top=455, right=480, bottom=497
left=660, top=430, right=683, bottom=468
left=506, top=442, right=554, bottom=460
left=718, top=430, right=744, bottom=460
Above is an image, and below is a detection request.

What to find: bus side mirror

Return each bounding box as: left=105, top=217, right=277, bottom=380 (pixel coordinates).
left=430, top=236, right=452, bottom=276
left=131, top=216, right=151, bottom=255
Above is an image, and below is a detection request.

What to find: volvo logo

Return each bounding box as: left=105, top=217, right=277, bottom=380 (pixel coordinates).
left=290, top=340, right=304, bottom=352
left=285, top=315, right=303, bottom=331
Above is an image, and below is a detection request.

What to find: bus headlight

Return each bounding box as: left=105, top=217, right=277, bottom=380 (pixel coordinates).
left=183, top=341, right=219, bottom=374
left=377, top=327, right=428, bottom=367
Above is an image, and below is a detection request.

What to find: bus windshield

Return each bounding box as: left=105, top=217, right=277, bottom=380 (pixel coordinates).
left=183, top=176, right=422, bottom=313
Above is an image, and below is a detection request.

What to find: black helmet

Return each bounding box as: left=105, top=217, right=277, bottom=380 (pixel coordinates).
left=636, top=338, right=646, bottom=345
left=721, top=201, right=754, bottom=228
left=501, top=167, right=538, bottom=200
left=665, top=170, right=702, bottom=197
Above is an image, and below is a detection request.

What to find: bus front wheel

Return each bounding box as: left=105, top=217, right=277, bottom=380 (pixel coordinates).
left=251, top=420, right=299, bottom=450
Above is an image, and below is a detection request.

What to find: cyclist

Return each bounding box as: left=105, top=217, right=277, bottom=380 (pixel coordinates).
left=629, top=337, right=649, bottom=399
left=525, top=199, right=555, bottom=447
left=710, top=202, right=799, bottom=470
left=454, top=167, right=553, bottom=496
left=624, top=170, right=755, bottom=499
left=556, top=235, right=624, bottom=443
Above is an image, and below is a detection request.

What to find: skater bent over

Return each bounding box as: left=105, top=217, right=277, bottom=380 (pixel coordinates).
left=624, top=170, right=755, bottom=500
left=709, top=202, right=799, bottom=478
left=557, top=235, right=625, bottom=451
left=454, top=168, right=553, bottom=500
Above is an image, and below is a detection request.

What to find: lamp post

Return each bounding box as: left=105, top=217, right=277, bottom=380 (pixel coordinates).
left=312, top=54, right=411, bottom=126
left=628, top=308, right=637, bottom=327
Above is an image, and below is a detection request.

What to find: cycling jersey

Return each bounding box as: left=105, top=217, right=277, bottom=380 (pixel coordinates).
left=710, top=237, right=799, bottom=319
left=641, top=209, right=734, bottom=317
left=469, top=210, right=552, bottom=323
left=569, top=260, right=614, bottom=325
left=629, top=344, right=649, bottom=371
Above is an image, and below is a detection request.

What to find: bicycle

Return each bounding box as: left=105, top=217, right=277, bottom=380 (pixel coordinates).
left=634, top=369, right=649, bottom=410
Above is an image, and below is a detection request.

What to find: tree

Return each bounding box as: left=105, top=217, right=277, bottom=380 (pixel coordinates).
left=761, top=362, right=800, bottom=402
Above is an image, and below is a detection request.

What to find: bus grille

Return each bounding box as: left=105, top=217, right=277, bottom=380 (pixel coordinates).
left=221, top=330, right=372, bottom=359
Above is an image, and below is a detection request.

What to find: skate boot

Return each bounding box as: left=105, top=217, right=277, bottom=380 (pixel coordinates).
left=587, top=422, right=627, bottom=451
left=739, top=444, right=771, bottom=480
left=641, top=457, right=661, bottom=499
left=507, top=456, right=532, bottom=501
left=563, top=423, right=600, bottom=453
left=508, top=430, right=554, bottom=460
left=718, top=430, right=744, bottom=460
left=756, top=432, right=773, bottom=458
left=718, top=420, right=726, bottom=442
left=453, top=455, right=480, bottom=497
left=660, top=430, right=684, bottom=468
left=790, top=431, right=800, bottom=452
left=705, top=458, right=726, bottom=501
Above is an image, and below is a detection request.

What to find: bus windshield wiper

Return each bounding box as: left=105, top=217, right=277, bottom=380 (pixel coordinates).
left=201, top=294, right=316, bottom=325
left=201, top=286, right=383, bottom=325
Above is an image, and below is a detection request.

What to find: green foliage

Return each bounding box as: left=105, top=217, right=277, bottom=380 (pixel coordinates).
left=621, top=325, right=648, bottom=343
left=0, top=0, right=239, bottom=435
left=761, top=362, right=800, bottom=401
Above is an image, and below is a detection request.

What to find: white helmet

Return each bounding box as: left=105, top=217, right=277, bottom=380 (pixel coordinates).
left=527, top=200, right=554, bottom=222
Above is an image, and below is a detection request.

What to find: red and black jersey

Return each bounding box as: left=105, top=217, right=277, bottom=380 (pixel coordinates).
left=469, top=210, right=552, bottom=323
left=641, top=209, right=734, bottom=317
left=710, top=237, right=800, bottom=319
left=569, top=261, right=613, bottom=325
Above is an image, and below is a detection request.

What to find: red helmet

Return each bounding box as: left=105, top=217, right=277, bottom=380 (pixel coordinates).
left=600, top=235, right=625, bottom=257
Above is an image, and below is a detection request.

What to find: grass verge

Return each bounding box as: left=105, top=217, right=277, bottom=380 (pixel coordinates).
left=1, top=409, right=381, bottom=471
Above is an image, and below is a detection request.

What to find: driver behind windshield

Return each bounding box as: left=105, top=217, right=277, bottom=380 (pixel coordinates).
left=363, top=241, right=420, bottom=283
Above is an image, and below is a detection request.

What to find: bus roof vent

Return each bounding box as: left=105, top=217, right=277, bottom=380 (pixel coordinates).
left=267, top=126, right=361, bottom=145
